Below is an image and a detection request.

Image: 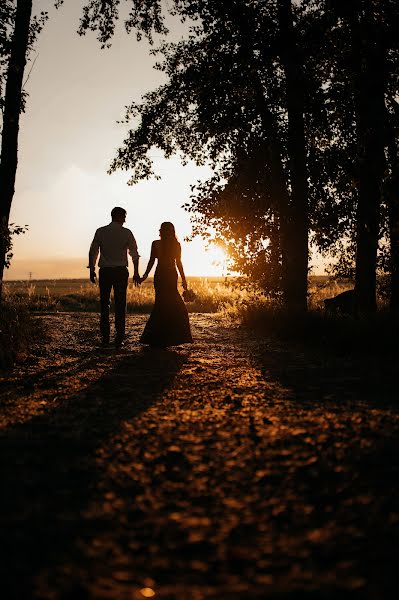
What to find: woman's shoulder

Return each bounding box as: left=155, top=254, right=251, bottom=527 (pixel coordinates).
left=150, top=239, right=160, bottom=254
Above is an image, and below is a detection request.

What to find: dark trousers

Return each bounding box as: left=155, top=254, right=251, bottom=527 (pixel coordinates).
left=99, top=267, right=129, bottom=341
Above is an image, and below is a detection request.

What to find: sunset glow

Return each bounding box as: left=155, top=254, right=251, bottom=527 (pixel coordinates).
left=6, top=1, right=219, bottom=281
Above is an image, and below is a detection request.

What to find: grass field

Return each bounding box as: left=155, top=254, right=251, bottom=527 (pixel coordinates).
left=5, top=275, right=386, bottom=316
left=1, top=275, right=395, bottom=368
left=3, top=276, right=252, bottom=314
left=2, top=275, right=363, bottom=314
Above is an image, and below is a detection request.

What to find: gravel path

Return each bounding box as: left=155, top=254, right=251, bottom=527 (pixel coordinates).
left=0, top=313, right=398, bottom=599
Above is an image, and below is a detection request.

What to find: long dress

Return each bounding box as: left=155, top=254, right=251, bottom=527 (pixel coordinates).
left=140, top=240, right=193, bottom=347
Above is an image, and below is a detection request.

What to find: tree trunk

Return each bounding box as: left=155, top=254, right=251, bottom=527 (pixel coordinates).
left=253, top=92, right=291, bottom=305
left=238, top=2, right=306, bottom=310
left=261, top=110, right=291, bottom=304
left=278, top=0, right=309, bottom=313
left=0, top=0, right=32, bottom=301
left=386, top=118, right=399, bottom=313
left=388, top=175, right=399, bottom=314
left=351, top=3, right=386, bottom=315
left=254, top=88, right=301, bottom=309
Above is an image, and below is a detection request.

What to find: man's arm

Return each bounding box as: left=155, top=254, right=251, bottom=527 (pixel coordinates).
left=88, top=230, right=100, bottom=283
left=132, top=258, right=140, bottom=286
left=128, top=231, right=141, bottom=286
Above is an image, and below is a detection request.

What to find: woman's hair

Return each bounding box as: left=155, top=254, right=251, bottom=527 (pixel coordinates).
left=160, top=222, right=177, bottom=240
left=159, top=222, right=178, bottom=254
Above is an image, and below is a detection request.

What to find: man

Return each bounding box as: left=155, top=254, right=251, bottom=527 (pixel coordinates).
left=89, top=207, right=140, bottom=347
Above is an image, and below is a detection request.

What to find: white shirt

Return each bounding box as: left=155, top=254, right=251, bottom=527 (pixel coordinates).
left=89, top=221, right=139, bottom=269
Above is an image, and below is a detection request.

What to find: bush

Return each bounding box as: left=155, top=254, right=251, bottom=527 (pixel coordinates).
left=0, top=298, right=42, bottom=369
left=239, top=301, right=399, bottom=357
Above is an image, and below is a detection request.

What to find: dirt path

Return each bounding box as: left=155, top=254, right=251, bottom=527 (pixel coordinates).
left=0, top=313, right=398, bottom=599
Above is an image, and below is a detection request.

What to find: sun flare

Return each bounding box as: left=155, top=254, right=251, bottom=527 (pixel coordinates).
left=182, top=239, right=229, bottom=277
left=205, top=243, right=229, bottom=271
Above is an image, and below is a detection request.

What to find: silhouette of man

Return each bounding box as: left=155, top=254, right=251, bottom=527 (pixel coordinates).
left=89, top=207, right=140, bottom=347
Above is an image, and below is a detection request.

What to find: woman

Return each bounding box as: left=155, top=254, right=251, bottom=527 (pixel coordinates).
left=140, top=222, right=193, bottom=347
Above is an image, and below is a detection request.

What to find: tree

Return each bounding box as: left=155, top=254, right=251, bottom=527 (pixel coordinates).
left=277, top=0, right=309, bottom=311
left=87, top=0, right=314, bottom=310
left=0, top=0, right=51, bottom=300
left=385, top=101, right=399, bottom=313
left=56, top=1, right=399, bottom=314
left=314, top=0, right=399, bottom=313
left=384, top=5, right=399, bottom=312
left=0, top=0, right=32, bottom=300
left=350, top=1, right=386, bottom=314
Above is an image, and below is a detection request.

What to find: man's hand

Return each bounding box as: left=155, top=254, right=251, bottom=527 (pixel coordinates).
left=133, top=273, right=141, bottom=287
left=90, top=269, right=97, bottom=284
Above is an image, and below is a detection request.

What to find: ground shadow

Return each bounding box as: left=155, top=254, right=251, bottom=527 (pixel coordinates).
left=248, top=338, right=399, bottom=598
left=250, top=333, right=399, bottom=409
left=0, top=347, right=186, bottom=599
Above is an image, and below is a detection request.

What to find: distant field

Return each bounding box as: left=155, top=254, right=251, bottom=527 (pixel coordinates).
left=3, top=276, right=229, bottom=296
left=3, top=276, right=247, bottom=314
left=2, top=275, right=357, bottom=316
left=4, top=275, right=330, bottom=293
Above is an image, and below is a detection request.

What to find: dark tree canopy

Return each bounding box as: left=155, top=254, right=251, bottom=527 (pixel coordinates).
left=76, top=0, right=167, bottom=47
left=88, top=0, right=399, bottom=310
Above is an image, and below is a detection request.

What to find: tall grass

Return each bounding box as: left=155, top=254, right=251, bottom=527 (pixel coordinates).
left=234, top=277, right=398, bottom=356
left=308, top=277, right=353, bottom=310
left=3, top=277, right=252, bottom=314
left=2, top=276, right=397, bottom=360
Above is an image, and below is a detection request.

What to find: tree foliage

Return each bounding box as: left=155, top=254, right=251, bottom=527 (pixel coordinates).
left=76, top=0, right=167, bottom=47
left=0, top=1, right=48, bottom=123
left=82, top=0, right=399, bottom=311
left=93, top=1, right=315, bottom=299
left=0, top=222, right=28, bottom=268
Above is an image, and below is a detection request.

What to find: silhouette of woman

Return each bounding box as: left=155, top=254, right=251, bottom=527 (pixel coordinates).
left=140, top=222, right=193, bottom=347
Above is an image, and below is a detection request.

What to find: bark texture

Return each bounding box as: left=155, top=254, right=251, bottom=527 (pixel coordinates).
left=278, top=0, right=309, bottom=313
left=352, top=3, right=386, bottom=314
left=386, top=118, right=399, bottom=313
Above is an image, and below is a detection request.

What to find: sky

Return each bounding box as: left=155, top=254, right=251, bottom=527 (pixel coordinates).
left=5, top=0, right=226, bottom=280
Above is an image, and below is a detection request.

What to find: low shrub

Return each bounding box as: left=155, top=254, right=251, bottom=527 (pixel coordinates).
left=0, top=298, right=43, bottom=369
left=239, top=301, right=399, bottom=356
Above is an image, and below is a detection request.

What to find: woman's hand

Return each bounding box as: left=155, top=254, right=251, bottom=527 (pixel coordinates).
left=140, top=274, right=148, bottom=284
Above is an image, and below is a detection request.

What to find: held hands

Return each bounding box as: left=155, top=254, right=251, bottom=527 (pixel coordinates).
left=139, top=274, right=148, bottom=284
left=133, top=273, right=141, bottom=287
left=89, top=269, right=97, bottom=284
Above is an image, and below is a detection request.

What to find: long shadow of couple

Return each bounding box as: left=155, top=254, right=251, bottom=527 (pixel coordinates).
left=0, top=347, right=186, bottom=598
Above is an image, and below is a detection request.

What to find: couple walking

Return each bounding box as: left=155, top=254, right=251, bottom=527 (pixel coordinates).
left=89, top=206, right=193, bottom=348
